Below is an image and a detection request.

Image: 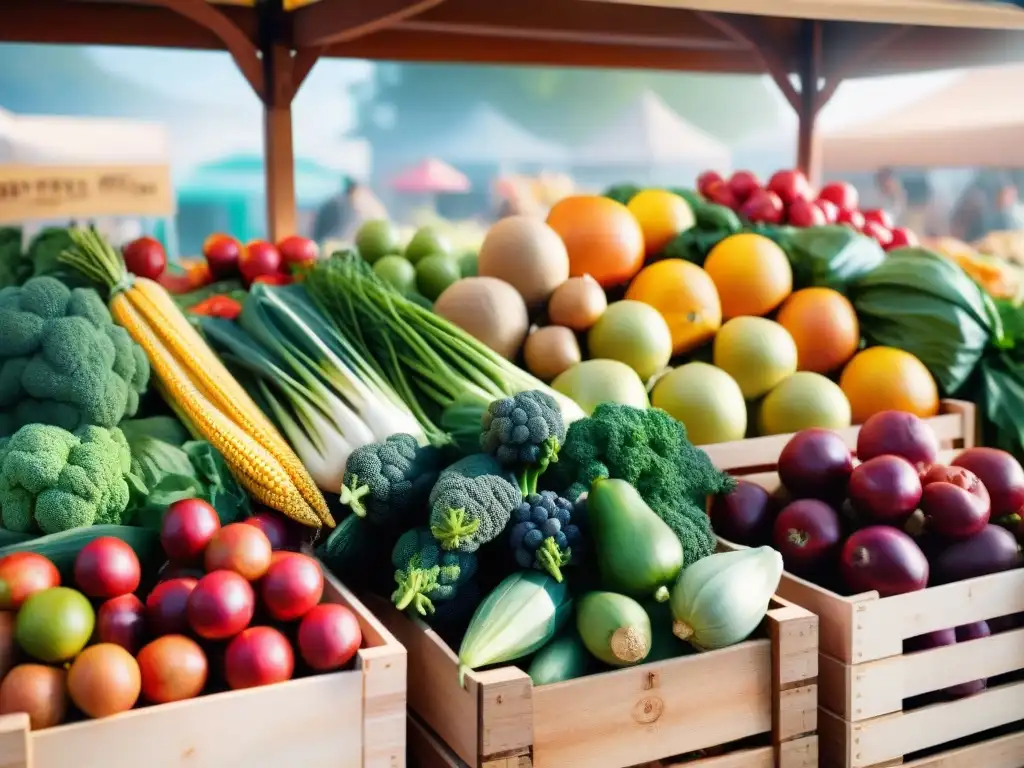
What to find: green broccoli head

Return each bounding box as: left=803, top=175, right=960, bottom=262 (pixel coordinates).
left=557, top=403, right=733, bottom=567
left=0, top=277, right=150, bottom=437
left=339, top=433, right=442, bottom=526
left=390, top=527, right=478, bottom=615
left=428, top=472, right=521, bottom=553
left=0, top=423, right=134, bottom=534
left=481, top=390, right=566, bottom=495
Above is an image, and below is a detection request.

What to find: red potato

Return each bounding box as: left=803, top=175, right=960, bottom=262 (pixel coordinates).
left=122, top=237, right=166, bottom=280
left=848, top=455, right=922, bottom=523
left=740, top=188, right=785, bottom=224
left=298, top=603, right=362, bottom=671
left=767, top=169, right=812, bottom=205
left=162, top=498, right=221, bottom=563
left=786, top=197, right=827, bottom=228
left=920, top=465, right=991, bottom=540
left=816, top=199, right=840, bottom=224
left=841, top=526, right=929, bottom=597
left=0, top=553, right=60, bottom=610
left=74, top=537, right=141, bottom=599
left=836, top=208, right=866, bottom=231
left=772, top=499, right=842, bottom=573
left=818, top=181, right=859, bottom=212
left=727, top=171, right=761, bottom=203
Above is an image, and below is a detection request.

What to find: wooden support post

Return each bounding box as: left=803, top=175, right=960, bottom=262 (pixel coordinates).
left=795, top=21, right=823, bottom=185
left=263, top=45, right=299, bottom=242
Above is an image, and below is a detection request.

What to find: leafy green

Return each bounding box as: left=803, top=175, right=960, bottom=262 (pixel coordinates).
left=786, top=226, right=886, bottom=292
left=0, top=228, right=31, bottom=289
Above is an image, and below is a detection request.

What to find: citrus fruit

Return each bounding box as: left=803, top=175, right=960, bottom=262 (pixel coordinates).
left=839, top=347, right=940, bottom=422
left=355, top=219, right=401, bottom=264
left=625, top=259, right=721, bottom=355
left=713, top=317, right=798, bottom=399
left=587, top=300, right=673, bottom=381
left=757, top=372, right=852, bottom=435
left=703, top=233, right=793, bottom=318
left=651, top=363, right=746, bottom=445
left=777, top=288, right=860, bottom=374
left=546, top=195, right=645, bottom=288
left=552, top=359, right=650, bottom=415
left=627, top=189, right=695, bottom=255
left=416, top=255, right=462, bottom=301
left=404, top=226, right=452, bottom=264
left=15, top=587, right=95, bottom=663
left=372, top=255, right=416, bottom=294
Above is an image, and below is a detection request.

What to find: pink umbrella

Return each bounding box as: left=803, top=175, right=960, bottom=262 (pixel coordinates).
left=391, top=158, right=470, bottom=194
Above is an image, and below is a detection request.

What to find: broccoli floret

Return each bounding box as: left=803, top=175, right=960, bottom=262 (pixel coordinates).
left=555, top=403, right=734, bottom=567
left=509, top=491, right=582, bottom=583
left=0, top=423, right=135, bottom=534
left=426, top=579, right=482, bottom=629
left=428, top=470, right=522, bottom=553
left=0, top=277, right=150, bottom=436
left=338, top=433, right=441, bottom=527
left=390, top=527, right=478, bottom=616
left=481, top=391, right=566, bottom=496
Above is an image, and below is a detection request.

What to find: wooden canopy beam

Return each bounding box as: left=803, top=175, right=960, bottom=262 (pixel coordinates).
left=290, top=0, right=447, bottom=48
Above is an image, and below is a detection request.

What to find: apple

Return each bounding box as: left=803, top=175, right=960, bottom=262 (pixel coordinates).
left=787, top=197, right=828, bottom=228
left=203, top=524, right=273, bottom=582
left=767, top=169, right=812, bottom=205
left=0, top=553, right=60, bottom=610
left=818, top=181, right=859, bottom=212
left=727, top=171, right=761, bottom=204
left=816, top=199, right=840, bottom=224
left=96, top=594, right=148, bottom=655
left=187, top=571, right=255, bottom=641
left=887, top=227, right=919, bottom=250
left=696, top=171, right=724, bottom=197
left=203, top=234, right=243, bottom=279
left=297, top=603, right=362, bottom=672
left=146, top=577, right=198, bottom=636
left=74, top=537, right=141, bottom=599
left=862, top=208, right=895, bottom=230
left=740, top=189, right=785, bottom=224
left=122, top=237, right=167, bottom=280
left=837, top=208, right=866, bottom=231
left=162, top=499, right=220, bottom=564
left=260, top=553, right=323, bottom=622
left=276, top=235, right=319, bottom=266
left=704, top=180, right=739, bottom=209
left=862, top=220, right=894, bottom=248
left=224, top=627, right=294, bottom=690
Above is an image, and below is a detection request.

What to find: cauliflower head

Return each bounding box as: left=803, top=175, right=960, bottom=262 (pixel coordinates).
left=0, top=277, right=150, bottom=436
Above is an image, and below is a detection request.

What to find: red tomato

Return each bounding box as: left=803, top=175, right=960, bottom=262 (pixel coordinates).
left=0, top=553, right=60, bottom=610
left=887, top=227, right=919, bottom=250
left=767, top=169, right=812, bottom=206
left=260, top=553, right=323, bottom=622
left=122, top=237, right=167, bottom=280
left=276, top=235, right=319, bottom=266
left=203, top=524, right=273, bottom=582
left=297, top=603, right=362, bottom=671
left=818, top=182, right=860, bottom=212
left=240, top=241, right=282, bottom=284
left=862, top=208, right=895, bottom=230
left=74, top=538, right=141, bottom=599
left=203, top=234, right=243, bottom=279
left=137, top=635, right=208, bottom=703
left=161, top=499, right=220, bottom=563
left=224, top=627, right=294, bottom=690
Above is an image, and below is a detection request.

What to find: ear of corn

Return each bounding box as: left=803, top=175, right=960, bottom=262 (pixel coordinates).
left=127, top=278, right=332, bottom=522
left=111, top=294, right=326, bottom=529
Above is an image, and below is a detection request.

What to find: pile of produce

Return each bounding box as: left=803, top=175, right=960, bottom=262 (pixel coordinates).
left=0, top=499, right=362, bottom=729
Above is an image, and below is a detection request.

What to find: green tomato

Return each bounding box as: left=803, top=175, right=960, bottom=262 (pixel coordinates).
left=372, top=255, right=417, bottom=294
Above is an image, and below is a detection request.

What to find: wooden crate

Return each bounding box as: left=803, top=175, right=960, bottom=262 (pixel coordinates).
left=375, top=594, right=818, bottom=768
left=701, top=399, right=975, bottom=475
left=0, top=569, right=407, bottom=768
left=723, top=437, right=1024, bottom=768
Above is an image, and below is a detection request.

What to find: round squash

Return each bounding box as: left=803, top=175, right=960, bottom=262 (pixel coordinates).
left=478, top=216, right=569, bottom=306
left=433, top=277, right=529, bottom=360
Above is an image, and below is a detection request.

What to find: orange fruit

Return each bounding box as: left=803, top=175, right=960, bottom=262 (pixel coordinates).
left=627, top=189, right=695, bottom=255
left=625, top=259, right=721, bottom=355
left=703, top=233, right=793, bottom=319
left=839, top=346, right=939, bottom=423
left=777, top=287, right=860, bottom=374
left=546, top=195, right=645, bottom=288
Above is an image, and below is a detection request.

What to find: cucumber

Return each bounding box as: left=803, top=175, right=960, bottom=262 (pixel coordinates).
left=0, top=530, right=37, bottom=548
left=576, top=591, right=652, bottom=668
left=528, top=631, right=589, bottom=686
left=458, top=571, right=572, bottom=686
left=0, top=526, right=163, bottom=577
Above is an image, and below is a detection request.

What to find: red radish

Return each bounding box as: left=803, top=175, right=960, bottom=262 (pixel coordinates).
left=146, top=577, right=198, bottom=636
left=848, top=456, right=922, bottom=523
left=920, top=465, right=991, bottom=539
left=862, top=209, right=895, bottom=230
left=836, top=208, right=866, bottom=231
left=276, top=235, right=319, bottom=266
left=162, top=498, right=221, bottom=563
left=239, top=241, right=282, bottom=284
left=931, top=525, right=1021, bottom=584
left=786, top=197, right=827, bottom=228
left=244, top=511, right=294, bottom=551
left=772, top=499, right=842, bottom=572
left=887, top=227, right=918, bottom=250
left=96, top=594, right=147, bottom=655
left=767, top=169, right=812, bottom=205
left=708, top=480, right=774, bottom=546
left=225, top=627, right=294, bottom=690
left=298, top=603, right=362, bottom=671
left=727, top=171, right=761, bottom=203
left=816, top=199, right=840, bottom=224
left=74, top=537, right=141, bottom=599
left=203, top=523, right=273, bottom=582
left=862, top=220, right=893, bottom=247
left=122, top=237, right=166, bottom=280
left=260, top=553, right=323, bottom=622
left=187, top=571, right=255, bottom=640
left=0, top=553, right=60, bottom=610
left=841, top=526, right=929, bottom=597
left=740, top=189, right=785, bottom=224
left=856, top=410, right=939, bottom=470
left=952, top=448, right=1024, bottom=518
left=203, top=234, right=244, bottom=279
left=778, top=428, right=854, bottom=501
left=696, top=171, right=724, bottom=197
left=818, top=182, right=859, bottom=212
left=703, top=180, right=738, bottom=209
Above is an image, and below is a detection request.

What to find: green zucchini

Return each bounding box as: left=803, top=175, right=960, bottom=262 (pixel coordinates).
left=528, top=631, right=589, bottom=686
left=0, top=526, right=163, bottom=577
left=577, top=591, right=652, bottom=667
left=458, top=571, right=572, bottom=686
left=0, top=530, right=37, bottom=548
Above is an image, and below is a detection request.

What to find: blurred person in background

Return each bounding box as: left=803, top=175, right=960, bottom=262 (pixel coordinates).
left=874, top=167, right=907, bottom=226
left=313, top=178, right=388, bottom=243
left=987, top=180, right=1024, bottom=233
left=901, top=174, right=945, bottom=238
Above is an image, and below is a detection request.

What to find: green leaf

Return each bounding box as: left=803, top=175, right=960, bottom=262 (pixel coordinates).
left=785, top=226, right=885, bottom=292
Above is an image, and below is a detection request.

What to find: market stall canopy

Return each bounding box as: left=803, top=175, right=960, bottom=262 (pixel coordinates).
left=391, top=159, right=471, bottom=194
left=574, top=90, right=731, bottom=168
left=177, top=154, right=345, bottom=205
left=821, top=64, right=1024, bottom=170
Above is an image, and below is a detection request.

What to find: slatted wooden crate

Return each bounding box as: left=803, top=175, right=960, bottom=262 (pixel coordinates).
left=0, top=569, right=407, bottom=768
left=377, top=594, right=818, bottom=768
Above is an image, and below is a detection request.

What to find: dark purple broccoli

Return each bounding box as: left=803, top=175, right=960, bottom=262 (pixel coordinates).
left=508, top=491, right=582, bottom=583
left=481, top=391, right=566, bottom=495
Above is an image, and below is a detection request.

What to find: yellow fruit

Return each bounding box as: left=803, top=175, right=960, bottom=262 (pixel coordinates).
left=713, top=317, right=798, bottom=400
left=625, top=259, right=721, bottom=355
left=840, top=347, right=940, bottom=423
left=651, top=363, right=747, bottom=445
left=777, top=288, right=860, bottom=374
left=704, top=233, right=792, bottom=319
left=757, top=372, right=852, bottom=435
left=627, top=189, right=695, bottom=255
left=587, top=300, right=673, bottom=382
